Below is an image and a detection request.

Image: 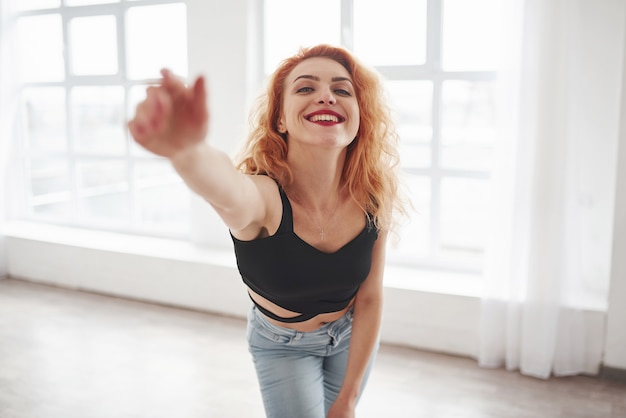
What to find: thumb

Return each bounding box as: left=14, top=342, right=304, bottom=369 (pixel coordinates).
left=190, top=76, right=208, bottom=122
left=192, top=76, right=207, bottom=110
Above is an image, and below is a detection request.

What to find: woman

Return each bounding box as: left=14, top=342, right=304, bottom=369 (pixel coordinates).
left=128, top=44, right=403, bottom=418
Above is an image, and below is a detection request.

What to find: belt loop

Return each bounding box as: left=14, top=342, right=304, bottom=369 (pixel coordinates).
left=327, top=327, right=336, bottom=341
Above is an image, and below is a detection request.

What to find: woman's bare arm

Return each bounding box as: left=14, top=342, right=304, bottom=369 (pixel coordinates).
left=327, top=230, right=387, bottom=418
left=127, top=70, right=271, bottom=234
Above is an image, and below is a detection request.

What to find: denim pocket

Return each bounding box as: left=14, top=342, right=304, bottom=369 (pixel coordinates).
left=247, top=307, right=296, bottom=349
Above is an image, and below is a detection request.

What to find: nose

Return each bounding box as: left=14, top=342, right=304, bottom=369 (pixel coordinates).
left=317, top=87, right=336, bottom=105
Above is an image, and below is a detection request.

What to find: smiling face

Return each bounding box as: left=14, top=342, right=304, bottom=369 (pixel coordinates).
left=278, top=57, right=360, bottom=150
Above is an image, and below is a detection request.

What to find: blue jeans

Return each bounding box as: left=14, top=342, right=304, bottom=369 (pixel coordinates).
left=246, top=306, right=377, bottom=418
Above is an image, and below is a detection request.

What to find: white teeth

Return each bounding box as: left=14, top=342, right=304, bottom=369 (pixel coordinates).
left=309, top=114, right=339, bottom=122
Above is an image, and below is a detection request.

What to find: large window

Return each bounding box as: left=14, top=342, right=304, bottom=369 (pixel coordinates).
left=264, top=0, right=503, bottom=274
left=9, top=0, right=503, bottom=277
left=11, top=0, right=190, bottom=237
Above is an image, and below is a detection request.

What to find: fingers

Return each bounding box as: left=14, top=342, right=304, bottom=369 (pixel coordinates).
left=191, top=76, right=208, bottom=118
left=127, top=119, right=143, bottom=140
left=128, top=86, right=172, bottom=141
left=146, top=86, right=171, bottom=129
left=160, top=68, right=189, bottom=100
left=192, top=76, right=206, bottom=105
left=128, top=70, right=208, bottom=147
left=161, top=70, right=208, bottom=124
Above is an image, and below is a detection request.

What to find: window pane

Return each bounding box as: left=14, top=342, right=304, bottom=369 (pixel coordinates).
left=77, top=160, right=130, bottom=224
left=392, top=174, right=431, bottom=260
left=264, top=0, right=340, bottom=74
left=442, top=0, right=503, bottom=71
left=134, top=161, right=190, bottom=233
left=14, top=0, right=60, bottom=11
left=71, top=86, right=126, bottom=155
left=387, top=81, right=433, bottom=169
left=441, top=80, right=496, bottom=171
left=21, top=87, right=67, bottom=154
left=354, top=0, right=427, bottom=66
left=440, top=178, right=490, bottom=264
left=126, top=4, right=188, bottom=80
left=70, top=15, right=118, bottom=76
left=16, top=15, right=64, bottom=83
left=66, top=0, right=118, bottom=5
left=26, top=158, right=72, bottom=219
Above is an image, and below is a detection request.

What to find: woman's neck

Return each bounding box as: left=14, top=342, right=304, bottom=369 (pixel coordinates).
left=286, top=146, right=346, bottom=210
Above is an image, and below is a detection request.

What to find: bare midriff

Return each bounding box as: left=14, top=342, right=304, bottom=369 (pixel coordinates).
left=248, top=288, right=354, bottom=332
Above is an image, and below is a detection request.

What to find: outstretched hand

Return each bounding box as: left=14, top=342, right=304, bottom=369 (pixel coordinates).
left=127, top=69, right=209, bottom=158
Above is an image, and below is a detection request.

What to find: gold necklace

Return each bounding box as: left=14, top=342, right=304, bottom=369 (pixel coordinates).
left=291, top=191, right=340, bottom=240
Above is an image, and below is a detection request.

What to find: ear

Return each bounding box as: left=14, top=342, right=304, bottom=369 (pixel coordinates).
left=277, top=116, right=287, bottom=134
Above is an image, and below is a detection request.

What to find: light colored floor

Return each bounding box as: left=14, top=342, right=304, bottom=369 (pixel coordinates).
left=0, top=278, right=624, bottom=418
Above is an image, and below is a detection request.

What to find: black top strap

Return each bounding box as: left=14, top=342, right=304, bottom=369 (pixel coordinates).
left=276, top=185, right=294, bottom=233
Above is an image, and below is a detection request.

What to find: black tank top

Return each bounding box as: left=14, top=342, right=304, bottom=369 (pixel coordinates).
left=231, top=184, right=379, bottom=323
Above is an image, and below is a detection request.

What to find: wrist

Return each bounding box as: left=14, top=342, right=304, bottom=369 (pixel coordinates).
left=170, top=140, right=207, bottom=167
left=336, top=388, right=358, bottom=406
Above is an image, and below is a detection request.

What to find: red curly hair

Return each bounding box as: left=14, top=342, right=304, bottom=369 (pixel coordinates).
left=236, top=44, right=403, bottom=231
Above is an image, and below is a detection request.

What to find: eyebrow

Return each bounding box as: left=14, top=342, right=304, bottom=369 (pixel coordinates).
left=293, top=75, right=353, bottom=84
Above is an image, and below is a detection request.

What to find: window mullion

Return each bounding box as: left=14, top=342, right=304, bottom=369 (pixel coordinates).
left=429, top=0, right=444, bottom=262
left=340, top=0, right=354, bottom=50
left=116, top=5, right=137, bottom=228
left=427, top=0, right=443, bottom=72
left=60, top=8, right=80, bottom=223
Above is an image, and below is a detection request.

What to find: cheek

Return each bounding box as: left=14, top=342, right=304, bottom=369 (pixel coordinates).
left=351, top=109, right=361, bottom=134
left=350, top=102, right=360, bottom=121
left=282, top=101, right=302, bottom=124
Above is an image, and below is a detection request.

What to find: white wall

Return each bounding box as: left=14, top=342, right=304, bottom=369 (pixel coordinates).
left=606, top=121, right=626, bottom=370
left=0, top=237, right=6, bottom=278
left=186, top=0, right=259, bottom=156
left=0, top=235, right=6, bottom=276
left=5, top=225, right=250, bottom=317
left=185, top=0, right=262, bottom=249
left=4, top=222, right=482, bottom=358
left=604, top=7, right=626, bottom=369
left=0, top=0, right=10, bottom=278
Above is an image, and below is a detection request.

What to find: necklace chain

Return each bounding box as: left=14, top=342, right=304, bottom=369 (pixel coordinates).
left=290, top=190, right=340, bottom=240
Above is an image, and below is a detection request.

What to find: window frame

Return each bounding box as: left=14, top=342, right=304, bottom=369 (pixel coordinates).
left=11, top=0, right=191, bottom=239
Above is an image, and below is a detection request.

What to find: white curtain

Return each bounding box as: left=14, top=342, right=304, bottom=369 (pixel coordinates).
left=0, top=1, right=19, bottom=277
left=479, top=0, right=625, bottom=378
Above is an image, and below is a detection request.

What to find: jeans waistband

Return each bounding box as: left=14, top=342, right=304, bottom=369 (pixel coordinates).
left=249, top=305, right=354, bottom=339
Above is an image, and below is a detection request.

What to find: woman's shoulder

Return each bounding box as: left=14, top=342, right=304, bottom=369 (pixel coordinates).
left=230, top=174, right=284, bottom=241
left=250, top=173, right=285, bottom=229
left=248, top=172, right=281, bottom=194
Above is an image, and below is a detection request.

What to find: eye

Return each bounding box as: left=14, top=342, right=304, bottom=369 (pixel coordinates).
left=296, top=86, right=314, bottom=93
left=334, top=88, right=352, bottom=97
